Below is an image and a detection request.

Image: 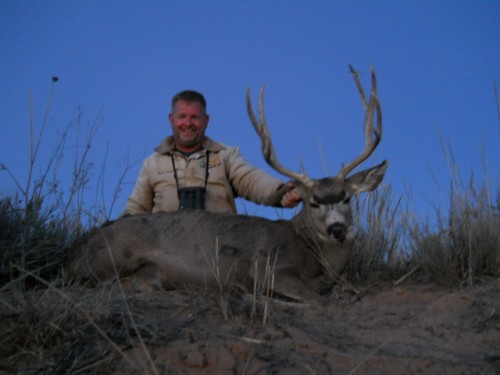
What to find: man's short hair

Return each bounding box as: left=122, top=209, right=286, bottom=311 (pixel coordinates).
left=171, top=90, right=207, bottom=114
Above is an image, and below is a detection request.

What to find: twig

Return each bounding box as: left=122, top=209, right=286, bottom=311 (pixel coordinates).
left=393, top=264, right=420, bottom=286
left=102, top=234, right=159, bottom=375
left=348, top=336, right=394, bottom=374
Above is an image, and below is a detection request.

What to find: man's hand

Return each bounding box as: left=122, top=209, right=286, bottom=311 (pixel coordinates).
left=280, top=181, right=301, bottom=208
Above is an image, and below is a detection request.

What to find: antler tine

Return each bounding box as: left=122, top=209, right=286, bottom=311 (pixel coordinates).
left=246, top=86, right=314, bottom=188
left=349, top=64, right=369, bottom=111
left=338, top=66, right=382, bottom=180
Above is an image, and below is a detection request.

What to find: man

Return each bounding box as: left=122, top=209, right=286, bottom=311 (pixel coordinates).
left=124, top=90, right=300, bottom=215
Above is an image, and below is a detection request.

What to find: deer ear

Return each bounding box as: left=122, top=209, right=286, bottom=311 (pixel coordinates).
left=345, top=160, right=388, bottom=195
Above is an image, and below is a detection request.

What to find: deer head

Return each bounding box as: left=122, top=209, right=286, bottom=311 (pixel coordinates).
left=247, top=65, right=388, bottom=246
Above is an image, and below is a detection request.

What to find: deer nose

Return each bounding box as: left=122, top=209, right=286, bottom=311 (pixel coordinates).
left=327, top=223, right=347, bottom=243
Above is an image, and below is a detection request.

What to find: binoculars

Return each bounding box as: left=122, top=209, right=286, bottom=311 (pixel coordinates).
left=178, top=187, right=206, bottom=210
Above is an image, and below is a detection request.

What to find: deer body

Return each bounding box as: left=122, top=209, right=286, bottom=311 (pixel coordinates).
left=69, top=210, right=342, bottom=300
left=68, top=66, right=387, bottom=301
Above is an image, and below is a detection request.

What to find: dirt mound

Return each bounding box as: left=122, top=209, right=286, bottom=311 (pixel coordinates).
left=114, top=282, right=500, bottom=374
left=1, top=281, right=499, bottom=374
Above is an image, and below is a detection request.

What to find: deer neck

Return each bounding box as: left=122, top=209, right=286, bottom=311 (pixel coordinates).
left=291, top=210, right=352, bottom=276
left=292, top=211, right=333, bottom=252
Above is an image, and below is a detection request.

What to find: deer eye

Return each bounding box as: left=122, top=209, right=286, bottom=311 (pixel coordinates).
left=309, top=201, right=320, bottom=209
left=343, top=197, right=351, bottom=204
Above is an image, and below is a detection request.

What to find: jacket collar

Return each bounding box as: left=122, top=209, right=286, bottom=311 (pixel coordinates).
left=155, top=136, right=225, bottom=155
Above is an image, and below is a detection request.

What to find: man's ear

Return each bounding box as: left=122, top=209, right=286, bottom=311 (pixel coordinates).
left=345, top=160, right=388, bottom=195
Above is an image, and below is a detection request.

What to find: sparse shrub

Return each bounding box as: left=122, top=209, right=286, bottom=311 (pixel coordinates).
left=0, top=80, right=129, bottom=289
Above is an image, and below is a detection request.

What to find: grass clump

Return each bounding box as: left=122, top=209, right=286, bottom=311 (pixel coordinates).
left=409, top=178, right=499, bottom=287
left=0, top=285, right=116, bottom=373
left=0, top=194, right=81, bottom=288
left=407, top=131, right=499, bottom=286
left=346, top=184, right=408, bottom=285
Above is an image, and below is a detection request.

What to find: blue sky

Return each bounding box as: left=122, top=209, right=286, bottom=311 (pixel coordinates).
left=1, top=1, right=499, bottom=222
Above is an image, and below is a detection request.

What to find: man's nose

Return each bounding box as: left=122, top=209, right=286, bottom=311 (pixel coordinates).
left=186, top=117, right=197, bottom=125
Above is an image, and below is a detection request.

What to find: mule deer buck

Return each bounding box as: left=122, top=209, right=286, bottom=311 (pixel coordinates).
left=68, top=65, right=387, bottom=301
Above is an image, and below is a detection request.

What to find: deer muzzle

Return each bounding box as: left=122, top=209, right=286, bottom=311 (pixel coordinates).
left=327, top=222, right=348, bottom=243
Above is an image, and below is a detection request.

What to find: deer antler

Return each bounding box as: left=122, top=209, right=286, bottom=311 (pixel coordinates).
left=337, top=65, right=383, bottom=180
left=247, top=86, right=314, bottom=188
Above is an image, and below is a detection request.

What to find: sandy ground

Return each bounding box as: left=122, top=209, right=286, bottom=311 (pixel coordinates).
left=109, top=280, right=499, bottom=374
left=1, top=279, right=499, bottom=374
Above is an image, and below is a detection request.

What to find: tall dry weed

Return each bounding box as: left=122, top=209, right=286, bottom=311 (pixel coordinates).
left=0, top=79, right=130, bottom=289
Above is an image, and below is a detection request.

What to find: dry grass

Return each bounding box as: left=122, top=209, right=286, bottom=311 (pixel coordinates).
left=1, top=283, right=126, bottom=373
left=0, top=280, right=210, bottom=374
left=347, top=184, right=408, bottom=284
left=409, top=176, right=499, bottom=287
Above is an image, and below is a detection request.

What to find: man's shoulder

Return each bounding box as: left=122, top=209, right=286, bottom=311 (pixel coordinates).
left=204, top=138, right=239, bottom=153
left=140, top=152, right=167, bottom=171
left=154, top=136, right=175, bottom=155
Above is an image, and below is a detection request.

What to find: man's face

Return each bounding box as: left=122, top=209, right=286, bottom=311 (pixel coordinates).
left=169, top=100, right=209, bottom=151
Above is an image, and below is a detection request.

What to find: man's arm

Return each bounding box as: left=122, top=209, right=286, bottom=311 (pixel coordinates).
left=124, top=160, right=154, bottom=215
left=225, top=147, right=300, bottom=207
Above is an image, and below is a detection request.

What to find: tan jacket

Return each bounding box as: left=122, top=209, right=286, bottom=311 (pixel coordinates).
left=124, top=136, right=286, bottom=215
